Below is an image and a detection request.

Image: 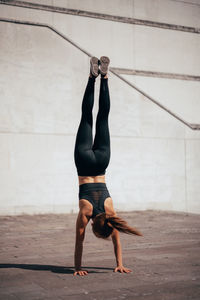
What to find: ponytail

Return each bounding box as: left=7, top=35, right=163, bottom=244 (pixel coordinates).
left=92, top=213, right=143, bottom=239
left=107, top=215, right=143, bottom=236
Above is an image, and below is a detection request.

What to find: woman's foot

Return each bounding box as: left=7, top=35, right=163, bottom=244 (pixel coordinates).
left=99, top=56, right=110, bottom=77
left=90, top=57, right=99, bottom=78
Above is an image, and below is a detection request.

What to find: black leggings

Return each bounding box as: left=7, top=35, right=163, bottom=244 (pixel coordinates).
left=74, top=77, right=111, bottom=176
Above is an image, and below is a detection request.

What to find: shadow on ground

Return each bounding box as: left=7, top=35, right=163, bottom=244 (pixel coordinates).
left=0, top=263, right=113, bottom=274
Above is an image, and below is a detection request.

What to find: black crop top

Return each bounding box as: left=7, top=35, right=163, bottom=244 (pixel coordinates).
left=78, top=183, right=110, bottom=218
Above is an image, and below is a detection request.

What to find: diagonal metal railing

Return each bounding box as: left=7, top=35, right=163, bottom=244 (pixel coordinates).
left=0, top=17, right=200, bottom=130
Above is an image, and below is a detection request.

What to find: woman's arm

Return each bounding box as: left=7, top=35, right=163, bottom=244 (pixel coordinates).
left=111, top=229, right=132, bottom=273
left=74, top=210, right=89, bottom=276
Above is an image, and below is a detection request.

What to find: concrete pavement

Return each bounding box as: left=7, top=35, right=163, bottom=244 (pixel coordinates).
left=0, top=210, right=200, bottom=299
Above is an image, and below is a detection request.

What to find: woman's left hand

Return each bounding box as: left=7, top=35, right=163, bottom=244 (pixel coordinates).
left=114, top=266, right=132, bottom=273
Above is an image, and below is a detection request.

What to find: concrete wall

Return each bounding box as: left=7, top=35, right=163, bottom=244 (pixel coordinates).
left=0, top=0, right=200, bottom=215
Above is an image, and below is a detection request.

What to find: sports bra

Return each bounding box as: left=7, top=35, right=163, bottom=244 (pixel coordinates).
left=79, top=183, right=110, bottom=218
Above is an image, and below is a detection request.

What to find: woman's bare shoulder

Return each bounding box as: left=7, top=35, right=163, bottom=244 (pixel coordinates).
left=104, top=197, right=116, bottom=216
left=79, top=199, right=93, bottom=217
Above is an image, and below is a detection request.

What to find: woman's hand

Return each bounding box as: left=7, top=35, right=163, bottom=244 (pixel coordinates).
left=114, top=266, right=132, bottom=273
left=73, top=269, right=88, bottom=276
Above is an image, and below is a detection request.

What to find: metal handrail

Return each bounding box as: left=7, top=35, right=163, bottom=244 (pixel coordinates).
left=0, top=17, right=199, bottom=130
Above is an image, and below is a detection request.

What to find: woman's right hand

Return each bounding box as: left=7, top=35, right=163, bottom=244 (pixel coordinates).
left=73, top=269, right=88, bottom=276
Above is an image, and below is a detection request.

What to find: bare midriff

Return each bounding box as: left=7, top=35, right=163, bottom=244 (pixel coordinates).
left=78, top=175, right=106, bottom=186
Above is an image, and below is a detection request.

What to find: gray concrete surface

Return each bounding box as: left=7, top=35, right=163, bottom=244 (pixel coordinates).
left=0, top=210, right=200, bottom=299
left=1, top=0, right=200, bottom=216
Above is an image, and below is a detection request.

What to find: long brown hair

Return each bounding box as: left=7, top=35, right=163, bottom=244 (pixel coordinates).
left=92, top=213, right=143, bottom=239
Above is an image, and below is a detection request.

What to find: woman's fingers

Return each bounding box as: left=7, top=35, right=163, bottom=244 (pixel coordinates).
left=114, top=266, right=132, bottom=273
left=73, top=270, right=88, bottom=276
left=123, top=267, right=132, bottom=273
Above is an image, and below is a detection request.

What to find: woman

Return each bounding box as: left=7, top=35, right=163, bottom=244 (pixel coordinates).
left=74, top=56, right=142, bottom=276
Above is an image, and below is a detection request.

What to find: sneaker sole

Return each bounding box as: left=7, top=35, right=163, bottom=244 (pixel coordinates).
left=99, top=56, right=110, bottom=76
left=90, top=57, right=99, bottom=77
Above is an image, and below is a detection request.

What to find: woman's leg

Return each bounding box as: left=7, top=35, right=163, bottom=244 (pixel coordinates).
left=74, top=76, right=96, bottom=174
left=93, top=77, right=111, bottom=169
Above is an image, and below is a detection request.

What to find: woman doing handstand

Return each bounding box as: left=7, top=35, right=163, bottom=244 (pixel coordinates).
left=74, top=56, right=142, bottom=276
